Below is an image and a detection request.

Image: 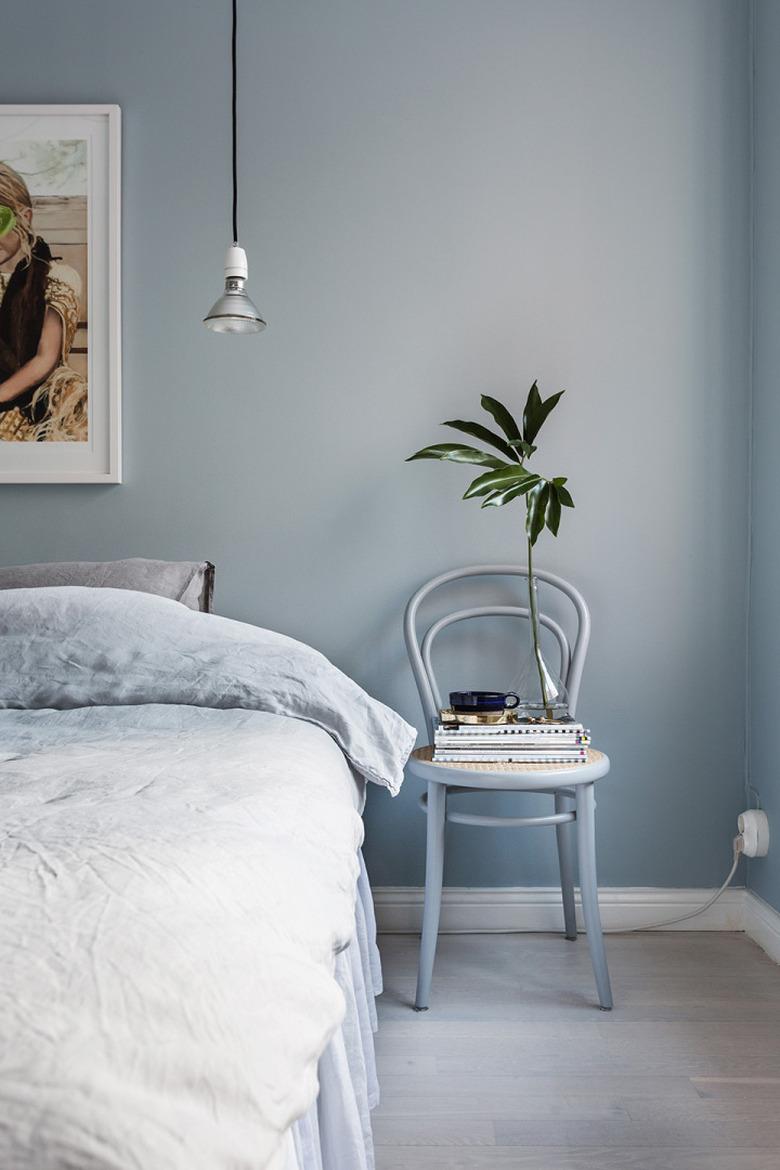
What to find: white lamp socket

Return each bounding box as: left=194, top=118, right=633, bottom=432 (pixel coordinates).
left=224, top=244, right=249, bottom=280
left=737, top=809, right=770, bottom=858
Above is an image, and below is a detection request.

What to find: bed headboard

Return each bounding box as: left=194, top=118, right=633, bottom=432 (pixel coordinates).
left=0, top=558, right=215, bottom=612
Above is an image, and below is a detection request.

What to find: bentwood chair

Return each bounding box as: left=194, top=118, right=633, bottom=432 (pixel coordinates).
left=404, top=565, right=613, bottom=1012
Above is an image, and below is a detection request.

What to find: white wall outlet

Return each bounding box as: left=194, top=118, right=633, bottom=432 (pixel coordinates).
left=738, top=810, right=770, bottom=858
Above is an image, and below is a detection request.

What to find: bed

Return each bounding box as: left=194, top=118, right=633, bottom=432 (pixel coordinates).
left=0, top=574, right=415, bottom=1170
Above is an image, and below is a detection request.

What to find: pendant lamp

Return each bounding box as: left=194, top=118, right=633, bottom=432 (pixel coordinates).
left=204, top=0, right=266, bottom=333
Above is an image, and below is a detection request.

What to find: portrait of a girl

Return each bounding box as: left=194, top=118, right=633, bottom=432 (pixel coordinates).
left=0, top=161, right=87, bottom=442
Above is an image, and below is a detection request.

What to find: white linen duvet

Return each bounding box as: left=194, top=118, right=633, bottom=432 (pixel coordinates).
left=0, top=589, right=415, bottom=1170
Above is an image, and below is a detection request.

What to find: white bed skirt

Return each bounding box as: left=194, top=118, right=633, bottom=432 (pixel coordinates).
left=286, top=852, right=382, bottom=1170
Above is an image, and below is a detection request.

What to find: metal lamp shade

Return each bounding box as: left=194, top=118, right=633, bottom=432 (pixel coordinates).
left=204, top=278, right=266, bottom=334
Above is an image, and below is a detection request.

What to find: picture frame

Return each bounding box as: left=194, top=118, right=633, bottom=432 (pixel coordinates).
left=0, top=105, right=121, bottom=483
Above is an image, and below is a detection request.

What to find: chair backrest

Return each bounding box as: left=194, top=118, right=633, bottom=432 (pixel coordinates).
left=404, top=565, right=591, bottom=740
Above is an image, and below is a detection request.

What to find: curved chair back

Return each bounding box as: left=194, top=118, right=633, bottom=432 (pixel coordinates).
left=404, top=565, right=591, bottom=740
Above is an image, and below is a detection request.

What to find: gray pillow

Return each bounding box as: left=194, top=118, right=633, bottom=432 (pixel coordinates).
left=0, top=586, right=416, bottom=793
left=0, top=559, right=215, bottom=613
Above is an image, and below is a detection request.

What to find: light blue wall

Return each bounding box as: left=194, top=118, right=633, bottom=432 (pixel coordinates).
left=1, top=1, right=750, bottom=888
left=748, top=0, right=780, bottom=912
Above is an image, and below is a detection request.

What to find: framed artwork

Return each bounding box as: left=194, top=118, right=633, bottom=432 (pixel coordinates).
left=0, top=105, right=121, bottom=483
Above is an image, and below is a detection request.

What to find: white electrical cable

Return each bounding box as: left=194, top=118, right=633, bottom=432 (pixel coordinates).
left=604, top=837, right=743, bottom=934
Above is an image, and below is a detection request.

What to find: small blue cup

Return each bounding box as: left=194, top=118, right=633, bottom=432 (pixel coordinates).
left=449, top=690, right=519, bottom=713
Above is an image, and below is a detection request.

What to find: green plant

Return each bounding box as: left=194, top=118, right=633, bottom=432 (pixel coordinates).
left=406, top=381, right=573, bottom=717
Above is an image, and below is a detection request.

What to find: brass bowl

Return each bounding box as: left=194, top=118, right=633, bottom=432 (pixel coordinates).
left=439, top=707, right=518, bottom=726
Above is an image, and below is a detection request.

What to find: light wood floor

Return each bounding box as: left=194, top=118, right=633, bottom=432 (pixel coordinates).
left=373, top=932, right=780, bottom=1169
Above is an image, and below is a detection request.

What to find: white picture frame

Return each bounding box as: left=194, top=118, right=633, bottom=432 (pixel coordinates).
left=0, top=105, right=121, bottom=483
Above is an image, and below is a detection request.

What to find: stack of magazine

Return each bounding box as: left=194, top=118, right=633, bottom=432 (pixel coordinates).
left=433, top=717, right=590, bottom=764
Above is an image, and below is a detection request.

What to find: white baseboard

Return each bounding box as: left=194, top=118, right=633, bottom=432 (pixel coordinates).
left=744, top=890, right=780, bottom=964
left=373, top=885, right=747, bottom=934
left=374, top=885, right=780, bottom=964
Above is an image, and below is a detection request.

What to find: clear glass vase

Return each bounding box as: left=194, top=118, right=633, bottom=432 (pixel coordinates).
left=516, top=574, right=569, bottom=721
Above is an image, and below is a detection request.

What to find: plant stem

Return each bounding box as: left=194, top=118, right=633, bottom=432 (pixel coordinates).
left=526, top=533, right=553, bottom=719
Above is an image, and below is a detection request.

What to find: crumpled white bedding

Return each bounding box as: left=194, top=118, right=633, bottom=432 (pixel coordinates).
left=0, top=704, right=369, bottom=1170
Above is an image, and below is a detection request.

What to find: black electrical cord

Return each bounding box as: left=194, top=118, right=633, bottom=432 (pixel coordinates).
left=232, top=0, right=238, bottom=245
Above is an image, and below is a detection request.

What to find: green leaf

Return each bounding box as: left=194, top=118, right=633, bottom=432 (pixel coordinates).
left=535, top=390, right=565, bottom=435
left=523, top=383, right=565, bottom=444
left=481, top=395, right=521, bottom=442
left=445, top=447, right=505, bottom=467
left=509, top=438, right=537, bottom=459
left=481, top=477, right=541, bottom=508
left=407, top=443, right=471, bottom=461
left=522, top=381, right=542, bottom=442
left=0, top=205, right=16, bottom=240
left=526, top=482, right=549, bottom=545
left=463, top=465, right=538, bottom=499
left=556, top=483, right=574, bottom=508
left=442, top=419, right=520, bottom=463
left=546, top=483, right=562, bottom=535
left=405, top=443, right=505, bottom=467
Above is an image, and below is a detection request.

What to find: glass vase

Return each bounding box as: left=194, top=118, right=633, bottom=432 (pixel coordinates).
left=516, top=573, right=569, bottom=722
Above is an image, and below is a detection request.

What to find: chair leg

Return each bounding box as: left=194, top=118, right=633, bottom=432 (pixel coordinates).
left=555, top=791, right=578, bottom=941
left=575, top=783, right=613, bottom=1010
left=415, top=782, right=447, bottom=1011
